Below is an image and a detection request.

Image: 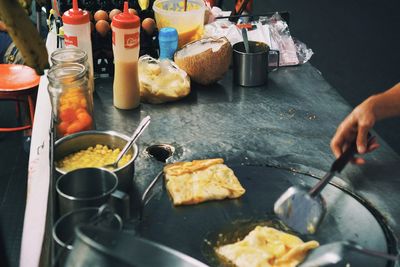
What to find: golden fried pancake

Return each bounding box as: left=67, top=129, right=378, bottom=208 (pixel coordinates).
left=216, top=226, right=319, bottom=267
left=164, top=158, right=245, bottom=205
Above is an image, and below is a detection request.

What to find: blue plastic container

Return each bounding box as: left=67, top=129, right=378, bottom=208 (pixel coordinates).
left=158, top=27, right=178, bottom=60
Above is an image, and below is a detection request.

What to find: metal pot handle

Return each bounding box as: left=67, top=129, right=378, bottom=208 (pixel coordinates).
left=268, top=49, right=280, bottom=72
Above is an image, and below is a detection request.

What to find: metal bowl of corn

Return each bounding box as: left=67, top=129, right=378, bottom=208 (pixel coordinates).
left=54, top=130, right=139, bottom=191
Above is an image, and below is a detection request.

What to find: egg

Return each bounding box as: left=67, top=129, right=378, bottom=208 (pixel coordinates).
left=142, top=18, right=156, bottom=35
left=94, top=10, right=108, bottom=22
left=109, top=9, right=122, bottom=21
left=95, top=20, right=110, bottom=37
left=128, top=8, right=138, bottom=15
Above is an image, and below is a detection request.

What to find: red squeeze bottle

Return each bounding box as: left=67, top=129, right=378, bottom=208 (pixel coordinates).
left=62, top=0, right=94, bottom=92
left=111, top=2, right=141, bottom=109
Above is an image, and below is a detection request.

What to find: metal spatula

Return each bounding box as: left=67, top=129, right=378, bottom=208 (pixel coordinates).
left=274, top=136, right=371, bottom=234
left=299, top=240, right=398, bottom=267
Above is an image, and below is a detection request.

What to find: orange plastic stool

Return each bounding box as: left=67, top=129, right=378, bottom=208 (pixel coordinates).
left=0, top=64, right=40, bottom=132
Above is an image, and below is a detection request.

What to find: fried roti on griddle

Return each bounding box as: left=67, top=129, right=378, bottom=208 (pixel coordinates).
left=163, top=158, right=245, bottom=205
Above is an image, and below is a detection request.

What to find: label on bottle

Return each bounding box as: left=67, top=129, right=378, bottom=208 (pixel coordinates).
left=124, top=33, right=139, bottom=49
left=64, top=34, right=78, bottom=47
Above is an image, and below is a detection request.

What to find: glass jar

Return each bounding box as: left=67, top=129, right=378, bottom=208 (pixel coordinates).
left=50, top=47, right=94, bottom=94
left=47, top=63, right=94, bottom=139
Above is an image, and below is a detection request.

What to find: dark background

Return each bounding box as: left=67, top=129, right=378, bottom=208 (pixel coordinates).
left=223, top=0, right=400, bottom=152
left=0, top=0, right=399, bottom=266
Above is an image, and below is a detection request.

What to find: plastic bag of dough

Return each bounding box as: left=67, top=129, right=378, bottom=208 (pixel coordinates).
left=138, top=55, right=191, bottom=104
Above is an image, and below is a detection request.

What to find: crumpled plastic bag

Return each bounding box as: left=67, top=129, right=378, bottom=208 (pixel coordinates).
left=293, top=38, right=314, bottom=64
left=204, top=12, right=314, bottom=66
left=265, top=13, right=313, bottom=65
left=138, top=55, right=191, bottom=104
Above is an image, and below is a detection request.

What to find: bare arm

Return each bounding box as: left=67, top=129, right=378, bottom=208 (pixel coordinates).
left=371, top=83, right=400, bottom=120
left=330, top=82, right=400, bottom=163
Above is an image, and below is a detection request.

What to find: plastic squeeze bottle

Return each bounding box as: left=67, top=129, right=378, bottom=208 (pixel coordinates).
left=62, top=0, right=94, bottom=92
left=111, top=2, right=141, bottom=109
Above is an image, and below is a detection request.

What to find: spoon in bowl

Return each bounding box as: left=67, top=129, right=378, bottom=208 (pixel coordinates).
left=241, top=28, right=250, bottom=53
left=103, top=116, right=151, bottom=169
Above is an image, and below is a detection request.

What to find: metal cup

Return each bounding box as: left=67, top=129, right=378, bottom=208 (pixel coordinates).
left=233, top=41, right=280, bottom=87
left=56, top=168, right=118, bottom=216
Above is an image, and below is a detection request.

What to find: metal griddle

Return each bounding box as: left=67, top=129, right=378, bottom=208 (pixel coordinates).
left=136, top=165, right=396, bottom=267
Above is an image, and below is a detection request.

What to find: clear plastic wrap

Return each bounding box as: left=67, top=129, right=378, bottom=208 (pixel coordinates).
left=138, top=55, right=191, bottom=104
left=204, top=12, right=314, bottom=66
left=266, top=13, right=313, bottom=66
left=293, top=38, right=314, bottom=64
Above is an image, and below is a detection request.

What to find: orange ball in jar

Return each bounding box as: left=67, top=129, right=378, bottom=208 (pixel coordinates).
left=57, top=87, right=93, bottom=136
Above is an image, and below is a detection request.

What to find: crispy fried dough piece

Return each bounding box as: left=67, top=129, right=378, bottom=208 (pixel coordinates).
left=164, top=158, right=245, bottom=205
left=164, top=158, right=224, bottom=176
left=275, top=240, right=320, bottom=266
left=216, top=226, right=319, bottom=267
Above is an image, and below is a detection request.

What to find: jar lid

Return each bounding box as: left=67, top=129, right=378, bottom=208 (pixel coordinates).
left=159, top=27, right=178, bottom=42
left=47, top=63, right=86, bottom=85
left=51, top=48, right=88, bottom=65
left=62, top=0, right=89, bottom=25
left=112, top=1, right=140, bottom=29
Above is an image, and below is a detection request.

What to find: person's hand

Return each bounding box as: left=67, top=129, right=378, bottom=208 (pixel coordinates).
left=330, top=97, right=380, bottom=164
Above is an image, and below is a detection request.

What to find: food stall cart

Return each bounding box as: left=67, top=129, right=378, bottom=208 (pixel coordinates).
left=19, top=13, right=400, bottom=267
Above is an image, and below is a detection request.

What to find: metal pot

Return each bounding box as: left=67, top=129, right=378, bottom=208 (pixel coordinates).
left=65, top=225, right=208, bottom=267
left=54, top=130, right=139, bottom=191
left=52, top=207, right=122, bottom=266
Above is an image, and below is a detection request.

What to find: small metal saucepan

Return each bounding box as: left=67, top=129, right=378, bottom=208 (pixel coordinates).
left=54, top=130, right=139, bottom=191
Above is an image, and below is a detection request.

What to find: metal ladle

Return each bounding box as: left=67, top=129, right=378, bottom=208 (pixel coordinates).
left=299, top=240, right=398, bottom=267
left=103, top=116, right=151, bottom=169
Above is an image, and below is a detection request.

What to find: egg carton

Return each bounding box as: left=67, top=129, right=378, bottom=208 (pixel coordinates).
left=59, top=0, right=144, bottom=13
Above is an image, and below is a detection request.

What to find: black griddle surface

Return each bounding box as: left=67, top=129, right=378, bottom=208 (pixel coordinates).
left=137, top=165, right=393, bottom=267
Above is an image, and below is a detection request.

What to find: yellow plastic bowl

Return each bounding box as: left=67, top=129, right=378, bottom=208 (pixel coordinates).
left=153, top=0, right=205, bottom=47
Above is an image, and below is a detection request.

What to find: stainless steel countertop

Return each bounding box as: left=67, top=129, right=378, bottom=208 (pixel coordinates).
left=92, top=62, right=400, bottom=265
